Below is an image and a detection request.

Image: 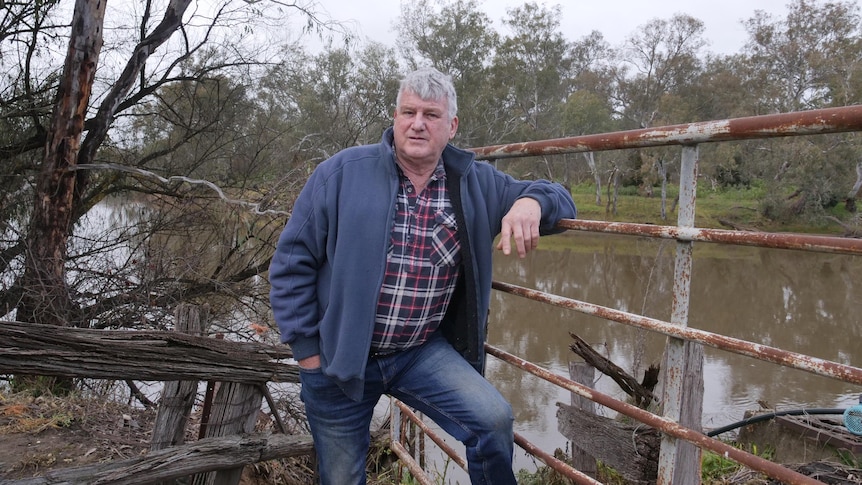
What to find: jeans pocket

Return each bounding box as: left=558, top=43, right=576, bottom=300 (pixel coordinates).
left=299, top=367, right=344, bottom=405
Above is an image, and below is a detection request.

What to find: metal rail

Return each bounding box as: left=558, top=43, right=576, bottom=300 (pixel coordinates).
left=558, top=219, right=862, bottom=255
left=471, top=105, right=862, bottom=159
left=492, top=281, right=862, bottom=386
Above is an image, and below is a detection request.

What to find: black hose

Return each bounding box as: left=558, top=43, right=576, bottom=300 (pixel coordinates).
left=706, top=408, right=847, bottom=437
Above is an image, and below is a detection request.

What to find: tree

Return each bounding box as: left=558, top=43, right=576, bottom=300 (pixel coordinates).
left=742, top=0, right=862, bottom=113
left=613, top=14, right=706, bottom=218
left=261, top=43, right=399, bottom=160
left=561, top=30, right=619, bottom=202
left=614, top=14, right=706, bottom=129
left=1, top=0, right=337, bottom=348
left=740, top=0, right=862, bottom=220
left=561, top=90, right=617, bottom=203
left=17, top=0, right=190, bottom=328
left=492, top=2, right=574, bottom=141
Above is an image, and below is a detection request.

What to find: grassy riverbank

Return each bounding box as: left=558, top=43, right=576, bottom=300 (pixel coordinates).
left=568, top=182, right=855, bottom=235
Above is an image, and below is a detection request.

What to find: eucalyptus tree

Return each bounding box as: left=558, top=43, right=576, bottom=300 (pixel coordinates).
left=481, top=2, right=577, bottom=184
left=491, top=2, right=574, bottom=141
left=260, top=42, right=399, bottom=162
left=0, top=0, right=340, bottom=356
left=614, top=14, right=707, bottom=129
left=743, top=0, right=862, bottom=113
left=561, top=30, right=619, bottom=204
left=740, top=0, right=862, bottom=220
left=612, top=14, right=707, bottom=218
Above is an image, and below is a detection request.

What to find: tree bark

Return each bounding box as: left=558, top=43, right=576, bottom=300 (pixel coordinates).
left=6, top=432, right=314, bottom=485
left=583, top=151, right=602, bottom=205
left=17, top=0, right=106, bottom=327
left=845, top=161, right=862, bottom=213
left=17, top=0, right=196, bottom=330
left=0, top=320, right=298, bottom=383
left=657, top=158, right=669, bottom=220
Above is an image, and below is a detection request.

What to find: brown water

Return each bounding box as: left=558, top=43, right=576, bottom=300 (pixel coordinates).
left=481, top=231, right=862, bottom=473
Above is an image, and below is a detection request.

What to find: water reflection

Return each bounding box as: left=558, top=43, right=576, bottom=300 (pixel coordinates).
left=484, top=232, right=862, bottom=468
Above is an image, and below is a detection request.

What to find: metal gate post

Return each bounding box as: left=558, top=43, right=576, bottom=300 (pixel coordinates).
left=658, top=144, right=703, bottom=484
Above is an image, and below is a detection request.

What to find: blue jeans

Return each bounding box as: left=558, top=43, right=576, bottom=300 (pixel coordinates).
left=299, top=333, right=516, bottom=485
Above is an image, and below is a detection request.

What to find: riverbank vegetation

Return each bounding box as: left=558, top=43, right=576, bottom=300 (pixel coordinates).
left=569, top=180, right=860, bottom=235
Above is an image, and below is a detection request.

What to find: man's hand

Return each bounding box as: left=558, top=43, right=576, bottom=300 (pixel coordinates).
left=496, top=197, right=542, bottom=258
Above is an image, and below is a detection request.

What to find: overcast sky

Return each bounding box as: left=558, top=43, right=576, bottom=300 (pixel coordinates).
left=314, top=0, right=789, bottom=55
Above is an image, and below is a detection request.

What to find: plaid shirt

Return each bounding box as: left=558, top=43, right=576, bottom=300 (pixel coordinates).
left=371, top=160, right=461, bottom=352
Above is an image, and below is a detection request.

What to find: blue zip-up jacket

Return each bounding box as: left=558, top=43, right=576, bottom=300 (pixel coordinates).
left=269, top=128, right=576, bottom=401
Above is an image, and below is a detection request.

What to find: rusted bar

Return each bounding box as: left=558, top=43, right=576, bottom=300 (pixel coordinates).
left=471, top=105, right=862, bottom=159
left=394, top=400, right=468, bottom=471
left=514, top=432, right=603, bottom=485
left=485, top=344, right=825, bottom=485
left=557, top=219, right=862, bottom=256
left=389, top=441, right=436, bottom=485
left=394, top=400, right=600, bottom=482
left=492, top=281, right=862, bottom=386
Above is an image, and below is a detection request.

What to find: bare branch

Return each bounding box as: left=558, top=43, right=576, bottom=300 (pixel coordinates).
left=73, top=163, right=290, bottom=216
left=79, top=0, right=194, bottom=168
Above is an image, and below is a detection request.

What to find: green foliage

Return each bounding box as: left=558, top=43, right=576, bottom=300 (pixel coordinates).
left=836, top=448, right=862, bottom=468
left=701, top=443, right=774, bottom=484
left=701, top=450, right=742, bottom=482
left=515, top=448, right=577, bottom=485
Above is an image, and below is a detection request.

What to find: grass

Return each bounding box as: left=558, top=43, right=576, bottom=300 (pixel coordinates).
left=568, top=181, right=855, bottom=235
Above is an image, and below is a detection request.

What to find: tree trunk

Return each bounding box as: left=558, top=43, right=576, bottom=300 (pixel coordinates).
left=16, top=0, right=194, bottom=329
left=606, top=166, right=620, bottom=216
left=657, top=158, right=669, bottom=220
left=845, top=161, right=862, bottom=213
left=583, top=151, right=602, bottom=205
left=17, top=0, right=106, bottom=327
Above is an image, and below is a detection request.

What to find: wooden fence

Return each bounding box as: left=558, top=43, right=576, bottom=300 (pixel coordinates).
left=0, top=305, right=312, bottom=484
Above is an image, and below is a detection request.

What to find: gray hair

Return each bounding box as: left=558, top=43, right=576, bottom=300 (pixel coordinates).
left=396, top=67, right=458, bottom=121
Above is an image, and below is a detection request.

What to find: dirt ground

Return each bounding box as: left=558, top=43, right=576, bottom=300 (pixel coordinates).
left=0, top=390, right=317, bottom=484
left=0, top=391, right=157, bottom=480
left=4, top=391, right=861, bottom=484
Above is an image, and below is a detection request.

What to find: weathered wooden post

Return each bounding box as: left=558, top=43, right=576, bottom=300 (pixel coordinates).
left=568, top=361, right=597, bottom=478
left=192, top=382, right=265, bottom=485
left=150, top=304, right=207, bottom=451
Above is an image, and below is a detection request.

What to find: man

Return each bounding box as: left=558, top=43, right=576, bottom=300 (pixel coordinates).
left=269, top=67, right=576, bottom=484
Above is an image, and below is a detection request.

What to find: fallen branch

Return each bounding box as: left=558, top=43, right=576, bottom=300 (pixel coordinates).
left=7, top=432, right=314, bottom=485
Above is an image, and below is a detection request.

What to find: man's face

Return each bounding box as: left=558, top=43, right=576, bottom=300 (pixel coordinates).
left=393, top=90, right=458, bottom=168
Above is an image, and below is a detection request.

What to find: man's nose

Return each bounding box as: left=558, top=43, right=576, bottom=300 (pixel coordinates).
left=410, top=115, right=426, bottom=130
